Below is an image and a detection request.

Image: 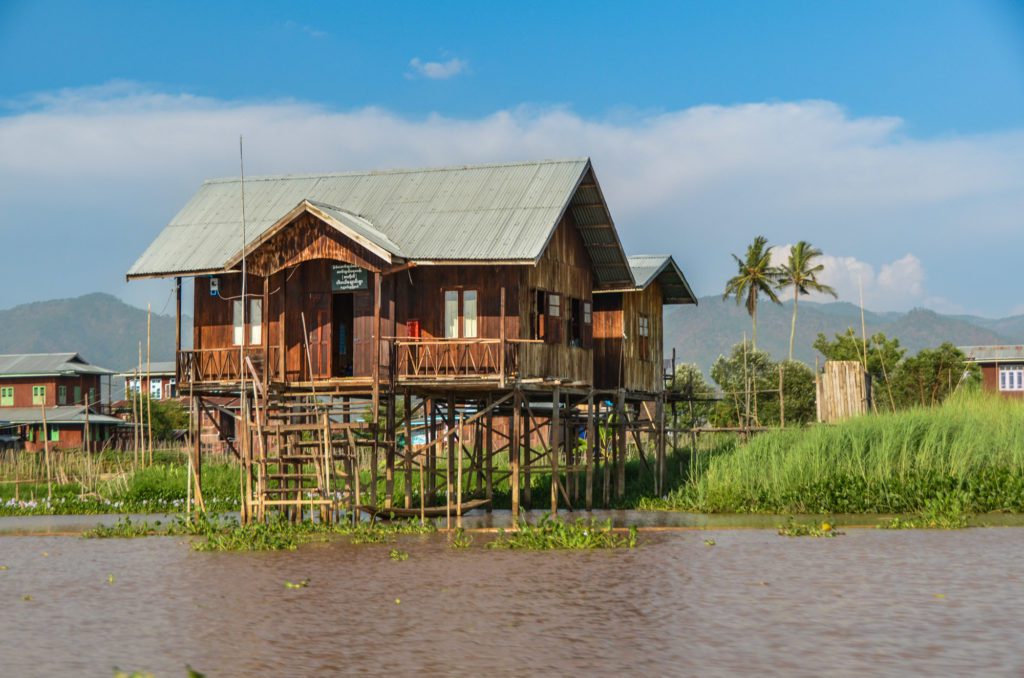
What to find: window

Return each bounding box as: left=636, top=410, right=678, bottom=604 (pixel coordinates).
left=89, top=387, right=97, bottom=405
left=583, top=301, right=592, bottom=325
left=0, top=387, right=12, bottom=407
left=443, top=289, right=479, bottom=339
left=531, top=290, right=546, bottom=340
left=638, top=314, right=651, bottom=361
left=74, top=385, right=82, bottom=404
left=463, top=290, right=478, bottom=338
left=32, top=385, right=46, bottom=406
left=545, top=293, right=562, bottom=345
left=50, top=427, right=59, bottom=442
left=232, top=298, right=244, bottom=346
left=150, top=379, right=163, bottom=400
left=168, top=378, right=177, bottom=399
left=548, top=293, right=561, bottom=318
left=999, top=365, right=1024, bottom=392
left=569, top=298, right=582, bottom=348
left=58, top=385, right=67, bottom=405
left=250, top=298, right=263, bottom=345
left=444, top=290, right=459, bottom=338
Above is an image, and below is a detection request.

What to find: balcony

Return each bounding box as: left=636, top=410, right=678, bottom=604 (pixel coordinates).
left=177, top=346, right=282, bottom=387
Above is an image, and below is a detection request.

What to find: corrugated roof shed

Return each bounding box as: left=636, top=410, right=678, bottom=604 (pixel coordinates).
left=0, top=353, right=115, bottom=377
left=128, top=158, right=632, bottom=286
left=622, top=255, right=697, bottom=305
left=0, top=406, right=124, bottom=426
left=960, top=345, right=1024, bottom=363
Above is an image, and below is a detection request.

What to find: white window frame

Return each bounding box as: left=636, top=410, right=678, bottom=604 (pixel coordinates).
left=999, top=364, right=1024, bottom=392
left=150, top=379, right=163, bottom=400
left=444, top=290, right=460, bottom=339
left=232, top=299, right=244, bottom=346
left=249, top=298, right=263, bottom=345
left=463, top=290, right=478, bottom=338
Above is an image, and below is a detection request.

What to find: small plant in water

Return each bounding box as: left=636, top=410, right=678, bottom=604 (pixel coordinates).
left=450, top=527, right=473, bottom=549
left=284, top=579, right=310, bottom=589
left=703, top=538, right=716, bottom=546
left=879, top=492, right=971, bottom=530
left=777, top=518, right=841, bottom=538
left=488, top=514, right=637, bottom=550
left=389, top=548, right=409, bottom=561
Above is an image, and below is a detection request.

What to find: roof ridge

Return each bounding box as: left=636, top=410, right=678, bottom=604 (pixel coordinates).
left=202, top=157, right=591, bottom=185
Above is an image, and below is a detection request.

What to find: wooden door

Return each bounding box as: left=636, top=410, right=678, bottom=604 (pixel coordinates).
left=307, top=293, right=331, bottom=379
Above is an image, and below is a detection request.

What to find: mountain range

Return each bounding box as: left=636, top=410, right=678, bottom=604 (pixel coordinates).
left=666, top=296, right=1024, bottom=373
left=0, top=292, right=1021, bottom=377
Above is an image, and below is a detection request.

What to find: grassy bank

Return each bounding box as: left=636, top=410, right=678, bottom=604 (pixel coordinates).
left=0, top=450, right=240, bottom=516
left=644, top=392, right=1024, bottom=514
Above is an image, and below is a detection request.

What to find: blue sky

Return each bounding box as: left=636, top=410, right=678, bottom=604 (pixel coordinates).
left=1, top=1, right=1023, bottom=316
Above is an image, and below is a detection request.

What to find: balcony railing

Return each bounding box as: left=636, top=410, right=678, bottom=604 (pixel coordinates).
left=394, top=338, right=525, bottom=382
left=178, top=346, right=281, bottom=386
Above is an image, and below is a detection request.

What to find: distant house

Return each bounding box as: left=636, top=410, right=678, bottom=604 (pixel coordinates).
left=0, top=353, right=121, bottom=451
left=960, top=345, right=1024, bottom=398
left=117, top=361, right=177, bottom=400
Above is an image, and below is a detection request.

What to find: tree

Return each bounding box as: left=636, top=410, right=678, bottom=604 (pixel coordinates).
left=709, top=342, right=817, bottom=427
left=141, top=396, right=189, bottom=442
left=891, top=343, right=979, bottom=408
left=722, top=235, right=782, bottom=351
left=667, top=363, right=717, bottom=428
left=777, top=241, right=837, bottom=360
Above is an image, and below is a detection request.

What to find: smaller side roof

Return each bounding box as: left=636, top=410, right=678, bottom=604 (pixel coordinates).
left=622, top=255, right=698, bottom=305
left=960, top=345, right=1024, bottom=363
left=0, top=353, right=115, bottom=377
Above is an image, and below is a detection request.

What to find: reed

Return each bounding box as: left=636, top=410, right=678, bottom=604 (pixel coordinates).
left=652, top=391, right=1024, bottom=514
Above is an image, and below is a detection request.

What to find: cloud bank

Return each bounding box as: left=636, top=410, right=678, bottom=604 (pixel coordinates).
left=407, top=57, right=468, bottom=80
left=1, top=83, right=1022, bottom=315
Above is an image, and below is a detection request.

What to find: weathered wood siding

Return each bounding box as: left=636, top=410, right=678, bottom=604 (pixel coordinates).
left=518, top=214, right=595, bottom=384
left=593, top=282, right=664, bottom=392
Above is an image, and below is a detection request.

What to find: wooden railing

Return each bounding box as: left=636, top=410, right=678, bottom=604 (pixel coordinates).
left=394, top=338, right=527, bottom=382
left=178, top=346, right=281, bottom=385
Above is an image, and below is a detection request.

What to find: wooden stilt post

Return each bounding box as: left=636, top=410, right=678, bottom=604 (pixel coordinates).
left=403, top=390, right=413, bottom=510
left=550, top=386, right=560, bottom=516
left=146, top=303, right=153, bottom=466
left=510, top=387, right=521, bottom=521
left=456, top=413, right=464, bottom=529
left=523, top=393, right=532, bottom=511
left=656, top=396, right=666, bottom=495
left=385, top=390, right=396, bottom=509
left=585, top=390, right=595, bottom=510
left=485, top=394, right=494, bottom=512
left=616, top=389, right=626, bottom=500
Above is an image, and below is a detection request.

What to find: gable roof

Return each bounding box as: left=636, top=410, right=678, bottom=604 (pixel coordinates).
left=0, top=353, right=115, bottom=377
left=623, top=255, right=697, bottom=305
left=960, top=345, right=1024, bottom=363
left=115, top=361, right=176, bottom=378
left=127, top=158, right=633, bottom=286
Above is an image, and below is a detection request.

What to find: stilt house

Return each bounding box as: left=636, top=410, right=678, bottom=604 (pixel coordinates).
left=127, top=158, right=697, bottom=519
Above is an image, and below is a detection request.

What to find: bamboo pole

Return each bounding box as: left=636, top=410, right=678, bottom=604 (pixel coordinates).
left=404, top=390, right=413, bottom=510
left=40, top=402, right=52, bottom=502
left=456, top=413, right=464, bottom=529
left=485, top=395, right=494, bottom=512
left=510, top=388, right=521, bottom=521
left=585, top=391, right=594, bottom=511
left=146, top=303, right=153, bottom=465
left=551, top=387, right=560, bottom=515
left=84, top=393, right=91, bottom=455
left=137, top=342, right=143, bottom=468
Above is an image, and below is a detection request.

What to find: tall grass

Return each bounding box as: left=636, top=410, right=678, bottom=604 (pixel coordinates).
left=653, top=392, right=1024, bottom=514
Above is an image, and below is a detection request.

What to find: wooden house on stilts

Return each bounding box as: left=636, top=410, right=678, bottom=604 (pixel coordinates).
left=127, top=158, right=696, bottom=521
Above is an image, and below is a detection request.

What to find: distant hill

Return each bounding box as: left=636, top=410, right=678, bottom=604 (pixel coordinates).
left=0, top=293, right=183, bottom=372
left=2, top=292, right=1021, bottom=380
left=666, top=296, right=1024, bottom=374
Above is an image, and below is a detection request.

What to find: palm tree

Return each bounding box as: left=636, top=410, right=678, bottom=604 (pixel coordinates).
left=722, top=236, right=782, bottom=351
left=778, top=241, right=837, bottom=360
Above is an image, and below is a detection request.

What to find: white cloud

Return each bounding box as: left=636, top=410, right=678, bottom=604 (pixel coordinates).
left=1, top=84, right=1023, bottom=316
left=407, top=57, right=468, bottom=80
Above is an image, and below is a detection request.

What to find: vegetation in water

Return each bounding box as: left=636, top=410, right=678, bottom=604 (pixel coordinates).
left=389, top=548, right=409, bottom=561
left=879, top=491, right=971, bottom=529
left=777, top=518, right=840, bottom=537
left=646, top=392, right=1024, bottom=516
left=83, top=516, right=165, bottom=538
left=450, top=527, right=473, bottom=549
left=487, top=514, right=637, bottom=550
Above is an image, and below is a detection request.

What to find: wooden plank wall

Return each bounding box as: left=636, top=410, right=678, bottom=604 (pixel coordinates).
left=592, top=282, right=664, bottom=392
left=816, top=360, right=871, bottom=422
left=519, top=214, right=595, bottom=384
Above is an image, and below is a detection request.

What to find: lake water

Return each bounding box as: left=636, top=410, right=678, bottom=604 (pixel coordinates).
left=1, top=515, right=1023, bottom=676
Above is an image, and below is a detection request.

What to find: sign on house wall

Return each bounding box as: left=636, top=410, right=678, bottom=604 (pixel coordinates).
left=331, top=265, right=369, bottom=292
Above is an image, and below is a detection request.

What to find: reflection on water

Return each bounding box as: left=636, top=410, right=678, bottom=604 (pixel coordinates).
left=1, top=527, right=1023, bottom=676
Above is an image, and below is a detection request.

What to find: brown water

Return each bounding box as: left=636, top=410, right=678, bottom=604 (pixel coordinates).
left=1, top=524, right=1023, bottom=677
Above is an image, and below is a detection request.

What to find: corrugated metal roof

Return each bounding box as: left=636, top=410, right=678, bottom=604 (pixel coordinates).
left=622, top=255, right=698, bottom=305
left=129, top=158, right=633, bottom=279
left=115, top=361, right=176, bottom=377
left=0, top=406, right=124, bottom=426
left=960, top=345, right=1024, bottom=363
left=0, top=353, right=115, bottom=377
